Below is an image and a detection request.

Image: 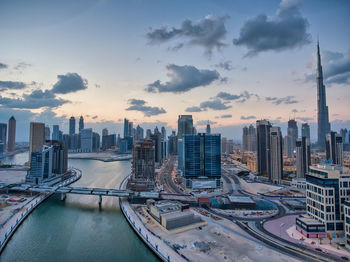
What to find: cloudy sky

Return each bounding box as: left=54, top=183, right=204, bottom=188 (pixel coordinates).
left=0, top=0, right=349, bottom=141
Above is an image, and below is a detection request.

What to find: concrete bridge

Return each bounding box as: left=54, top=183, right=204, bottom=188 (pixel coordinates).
left=1, top=183, right=195, bottom=206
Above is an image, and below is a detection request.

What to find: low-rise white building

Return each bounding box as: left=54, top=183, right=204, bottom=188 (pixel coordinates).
left=305, top=164, right=350, bottom=237
left=291, top=178, right=306, bottom=190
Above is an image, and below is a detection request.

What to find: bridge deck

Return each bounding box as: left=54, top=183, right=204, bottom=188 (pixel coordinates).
left=2, top=183, right=193, bottom=201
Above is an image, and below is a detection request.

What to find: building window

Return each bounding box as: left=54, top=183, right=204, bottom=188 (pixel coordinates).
left=327, top=223, right=335, bottom=231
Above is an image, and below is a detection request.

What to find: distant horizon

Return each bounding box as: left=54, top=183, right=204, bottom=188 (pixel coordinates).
left=0, top=0, right=349, bottom=143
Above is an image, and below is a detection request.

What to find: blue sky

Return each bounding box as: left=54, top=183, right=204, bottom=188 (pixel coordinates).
left=0, top=0, right=349, bottom=141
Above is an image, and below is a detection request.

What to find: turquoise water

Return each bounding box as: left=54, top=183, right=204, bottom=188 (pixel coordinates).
left=0, top=159, right=159, bottom=262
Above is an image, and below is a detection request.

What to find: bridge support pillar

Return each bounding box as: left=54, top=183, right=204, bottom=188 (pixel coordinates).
left=60, top=193, right=66, bottom=201
left=98, top=195, right=102, bottom=206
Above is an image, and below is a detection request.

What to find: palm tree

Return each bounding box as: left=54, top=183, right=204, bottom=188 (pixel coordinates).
left=328, top=234, right=333, bottom=244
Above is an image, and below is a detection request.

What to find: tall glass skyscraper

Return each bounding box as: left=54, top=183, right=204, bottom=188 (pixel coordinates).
left=270, top=127, right=283, bottom=184
left=177, top=115, right=193, bottom=139
left=183, top=133, right=221, bottom=189
left=8, top=116, right=16, bottom=152
left=301, top=123, right=311, bottom=142
left=123, top=118, right=129, bottom=138
left=69, top=116, right=76, bottom=135
left=316, top=41, right=331, bottom=149
left=79, top=116, right=84, bottom=132
left=256, top=120, right=271, bottom=176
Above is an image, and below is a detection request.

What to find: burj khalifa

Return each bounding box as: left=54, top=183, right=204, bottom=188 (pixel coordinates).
left=316, top=41, right=331, bottom=150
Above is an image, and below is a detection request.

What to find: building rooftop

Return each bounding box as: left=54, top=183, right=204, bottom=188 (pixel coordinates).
left=227, top=195, right=255, bottom=204
left=297, top=215, right=324, bottom=226
left=161, top=210, right=192, bottom=220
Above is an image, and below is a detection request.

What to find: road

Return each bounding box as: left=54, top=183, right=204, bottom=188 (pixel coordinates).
left=160, top=159, right=345, bottom=261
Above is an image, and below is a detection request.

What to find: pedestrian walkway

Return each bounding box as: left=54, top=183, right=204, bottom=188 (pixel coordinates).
left=119, top=175, right=186, bottom=262
left=0, top=168, right=82, bottom=253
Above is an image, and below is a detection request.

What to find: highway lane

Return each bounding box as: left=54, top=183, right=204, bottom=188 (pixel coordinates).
left=160, top=160, right=344, bottom=261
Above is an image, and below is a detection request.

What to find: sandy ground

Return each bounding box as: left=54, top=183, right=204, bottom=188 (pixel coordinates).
left=0, top=170, right=27, bottom=184
left=239, top=178, right=282, bottom=195
left=213, top=208, right=278, bottom=219
left=135, top=205, right=298, bottom=262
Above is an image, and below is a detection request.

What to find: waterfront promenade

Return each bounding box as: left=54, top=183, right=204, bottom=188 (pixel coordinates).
left=0, top=168, right=82, bottom=253
left=119, top=175, right=186, bottom=262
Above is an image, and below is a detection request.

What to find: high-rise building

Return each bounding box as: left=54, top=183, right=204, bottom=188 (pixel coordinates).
left=79, top=116, right=84, bottom=132
left=150, top=131, right=162, bottom=165
left=301, top=123, right=311, bottom=142
left=256, top=120, right=271, bottom=176
left=316, top=41, right=331, bottom=149
left=69, top=134, right=80, bottom=150
left=242, top=126, right=248, bottom=151
left=161, top=140, right=167, bottom=163
left=177, top=115, right=193, bottom=139
left=128, top=121, right=133, bottom=137
left=161, top=126, right=166, bottom=140
left=269, top=127, right=283, bottom=184
left=136, top=125, right=144, bottom=140
left=69, top=116, right=76, bottom=135
left=0, top=123, right=7, bottom=152
left=183, top=133, right=221, bottom=189
left=283, top=135, right=293, bottom=157
left=287, top=119, right=298, bottom=152
left=177, top=115, right=194, bottom=173
left=8, top=116, right=16, bottom=152
left=102, top=128, right=108, bottom=137
left=206, top=122, right=211, bottom=134
left=45, top=126, right=51, bottom=140
left=340, top=128, right=348, bottom=144
left=221, top=137, right=227, bottom=154
left=0, top=142, right=4, bottom=155
left=326, top=131, right=343, bottom=166
left=248, top=124, right=257, bottom=152
left=168, top=131, right=177, bottom=155
left=154, top=126, right=159, bottom=134
left=45, top=140, right=68, bottom=174
left=226, top=139, right=234, bottom=154
left=296, top=137, right=311, bottom=178
left=92, top=132, right=100, bottom=152
left=80, top=128, right=93, bottom=152
left=123, top=118, right=129, bottom=138
left=26, top=145, right=53, bottom=184
left=129, top=138, right=155, bottom=191
left=146, top=129, right=151, bottom=138
left=29, top=122, right=45, bottom=158
left=52, top=125, right=60, bottom=140
left=102, top=134, right=116, bottom=150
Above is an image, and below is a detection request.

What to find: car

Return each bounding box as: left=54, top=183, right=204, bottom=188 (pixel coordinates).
left=341, top=257, right=349, bottom=261
left=322, top=250, right=328, bottom=254
left=315, top=248, right=322, bottom=252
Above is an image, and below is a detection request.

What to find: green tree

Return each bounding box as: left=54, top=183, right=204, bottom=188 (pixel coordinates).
left=328, top=234, right=333, bottom=244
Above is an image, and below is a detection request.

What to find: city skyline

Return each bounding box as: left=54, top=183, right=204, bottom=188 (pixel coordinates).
left=0, top=0, right=349, bottom=142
